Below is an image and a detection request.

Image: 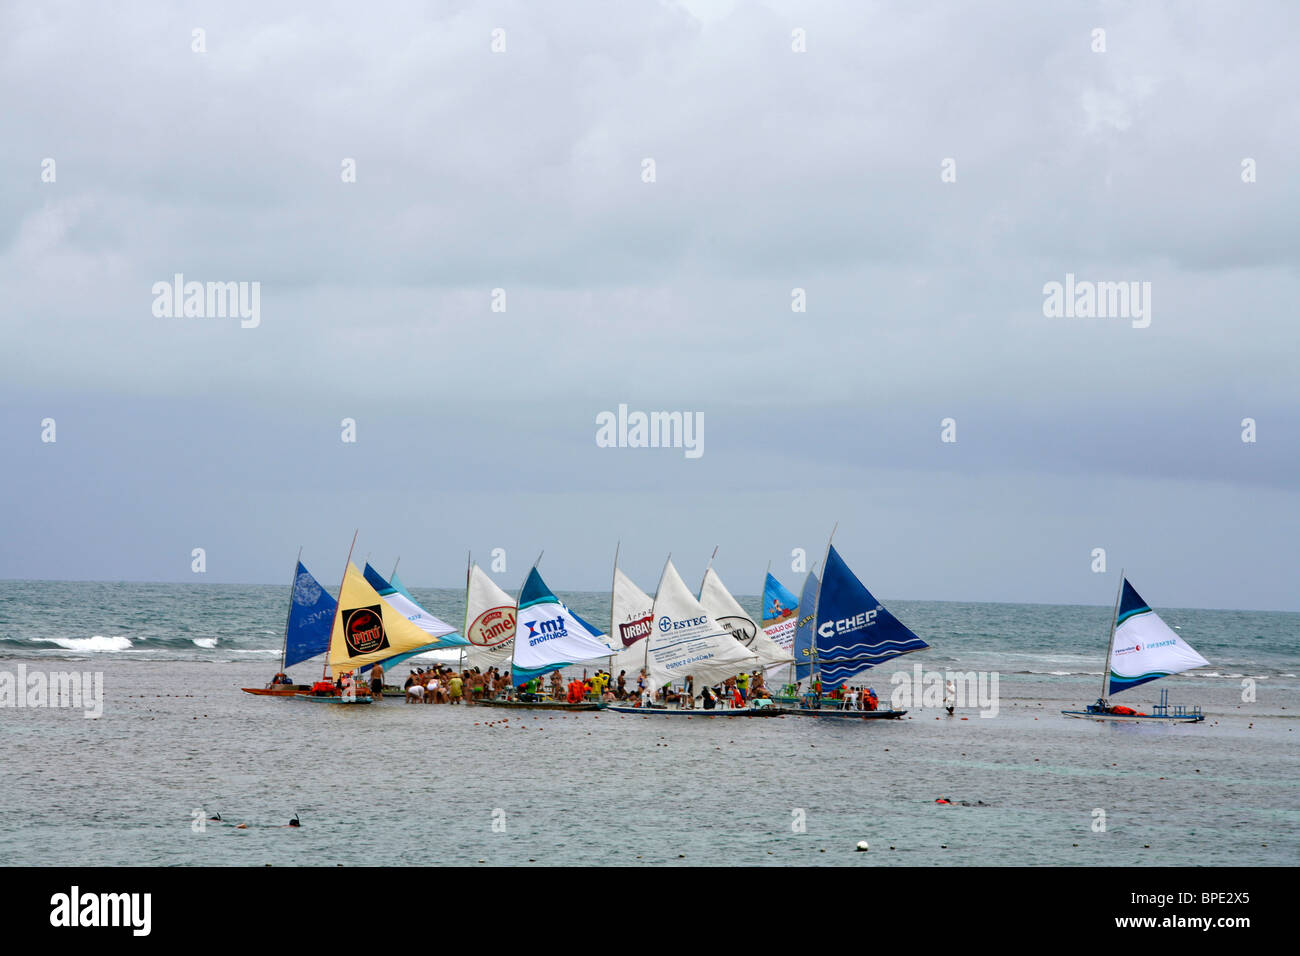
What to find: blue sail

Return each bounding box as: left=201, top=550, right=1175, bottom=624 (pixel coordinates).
left=761, top=573, right=799, bottom=626
left=813, top=545, right=928, bottom=685
left=793, top=571, right=820, bottom=682
left=284, top=561, right=337, bottom=668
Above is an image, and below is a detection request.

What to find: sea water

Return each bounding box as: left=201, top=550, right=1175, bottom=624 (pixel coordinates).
left=0, top=581, right=1296, bottom=866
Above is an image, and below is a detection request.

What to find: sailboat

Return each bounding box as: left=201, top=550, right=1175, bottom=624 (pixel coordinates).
left=759, top=569, right=800, bottom=687
left=778, top=537, right=928, bottom=720
left=464, top=560, right=517, bottom=676
left=241, top=553, right=336, bottom=696
left=607, top=558, right=775, bottom=717
left=786, top=566, right=819, bottom=696
left=1062, top=574, right=1208, bottom=722
left=305, top=536, right=465, bottom=702
left=478, top=562, right=614, bottom=710
left=606, top=546, right=655, bottom=689
left=358, top=562, right=468, bottom=692
left=698, top=555, right=793, bottom=676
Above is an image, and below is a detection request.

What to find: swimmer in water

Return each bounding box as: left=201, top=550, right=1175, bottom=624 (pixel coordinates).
left=288, top=814, right=301, bottom=828
left=208, top=812, right=222, bottom=822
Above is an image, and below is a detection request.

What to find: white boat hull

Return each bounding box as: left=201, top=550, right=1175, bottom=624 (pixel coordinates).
left=1061, top=709, right=1203, bottom=723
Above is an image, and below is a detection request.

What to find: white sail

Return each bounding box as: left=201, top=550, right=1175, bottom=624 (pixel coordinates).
left=1108, top=578, right=1210, bottom=695
left=698, top=567, right=793, bottom=674
left=464, top=563, right=516, bottom=673
left=646, top=559, right=758, bottom=690
left=512, top=566, right=612, bottom=674
left=608, top=566, right=655, bottom=682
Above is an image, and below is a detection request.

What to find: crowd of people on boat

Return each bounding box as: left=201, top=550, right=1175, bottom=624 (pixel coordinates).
left=288, top=662, right=886, bottom=712
left=401, top=665, right=512, bottom=703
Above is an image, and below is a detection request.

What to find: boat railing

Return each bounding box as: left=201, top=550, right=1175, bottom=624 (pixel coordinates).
left=1150, top=687, right=1202, bottom=718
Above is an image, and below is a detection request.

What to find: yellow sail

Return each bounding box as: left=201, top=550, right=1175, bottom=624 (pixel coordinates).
left=328, top=562, right=444, bottom=676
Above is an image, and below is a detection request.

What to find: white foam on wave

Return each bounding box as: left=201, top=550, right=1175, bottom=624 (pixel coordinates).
left=34, top=635, right=133, bottom=652
left=192, top=638, right=218, bottom=649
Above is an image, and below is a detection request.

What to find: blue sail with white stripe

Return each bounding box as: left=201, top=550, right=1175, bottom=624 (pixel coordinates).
left=284, top=561, right=337, bottom=668
left=793, top=570, right=819, bottom=682
left=363, top=563, right=467, bottom=647
left=813, top=545, right=928, bottom=685
left=1108, top=578, right=1208, bottom=695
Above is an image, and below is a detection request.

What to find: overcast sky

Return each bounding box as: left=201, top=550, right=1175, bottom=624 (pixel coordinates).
left=1, top=1, right=1296, bottom=610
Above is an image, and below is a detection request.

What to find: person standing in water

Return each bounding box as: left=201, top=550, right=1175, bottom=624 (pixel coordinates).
left=944, top=679, right=956, bottom=715
left=370, top=662, right=385, bottom=702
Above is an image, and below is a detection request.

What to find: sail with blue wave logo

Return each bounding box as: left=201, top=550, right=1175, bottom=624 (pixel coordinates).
left=1108, top=578, right=1208, bottom=695
left=511, top=566, right=613, bottom=683
left=812, top=545, right=928, bottom=685
left=792, top=570, right=819, bottom=682
left=284, top=561, right=337, bottom=668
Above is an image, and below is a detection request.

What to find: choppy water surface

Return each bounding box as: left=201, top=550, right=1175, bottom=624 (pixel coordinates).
left=0, top=581, right=1296, bottom=866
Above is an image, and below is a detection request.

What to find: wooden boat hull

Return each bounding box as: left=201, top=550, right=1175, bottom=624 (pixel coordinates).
left=1061, top=709, right=1203, bottom=723
left=776, top=707, right=907, bottom=720
left=294, top=694, right=373, bottom=704
left=478, top=698, right=604, bottom=711
left=241, top=685, right=311, bottom=696
left=606, top=705, right=782, bottom=717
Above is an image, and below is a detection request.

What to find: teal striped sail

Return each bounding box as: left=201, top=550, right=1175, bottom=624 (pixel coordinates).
left=1108, top=578, right=1208, bottom=695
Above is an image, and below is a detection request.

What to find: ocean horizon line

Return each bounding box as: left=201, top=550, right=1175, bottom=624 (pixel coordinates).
left=3, top=577, right=1296, bottom=616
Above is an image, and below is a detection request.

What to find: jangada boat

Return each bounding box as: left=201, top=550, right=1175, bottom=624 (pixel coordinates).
left=1062, top=573, right=1208, bottom=723
left=315, top=533, right=465, bottom=702
left=293, top=678, right=373, bottom=704
left=605, top=703, right=781, bottom=717
left=242, top=685, right=311, bottom=697
left=479, top=697, right=604, bottom=711
left=242, top=551, right=336, bottom=697
left=787, top=532, right=930, bottom=720
left=775, top=701, right=906, bottom=720
left=503, top=560, right=623, bottom=701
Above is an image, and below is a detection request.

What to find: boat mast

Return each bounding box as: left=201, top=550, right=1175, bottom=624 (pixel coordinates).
left=510, top=552, right=544, bottom=688
left=461, top=551, right=471, bottom=673
left=1100, top=569, right=1125, bottom=703
left=701, top=545, right=718, bottom=592
left=323, top=530, right=359, bottom=681
left=810, top=524, right=837, bottom=697
left=608, top=541, right=620, bottom=675
left=702, top=546, right=721, bottom=706
left=645, top=554, right=670, bottom=689
left=279, top=546, right=303, bottom=674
